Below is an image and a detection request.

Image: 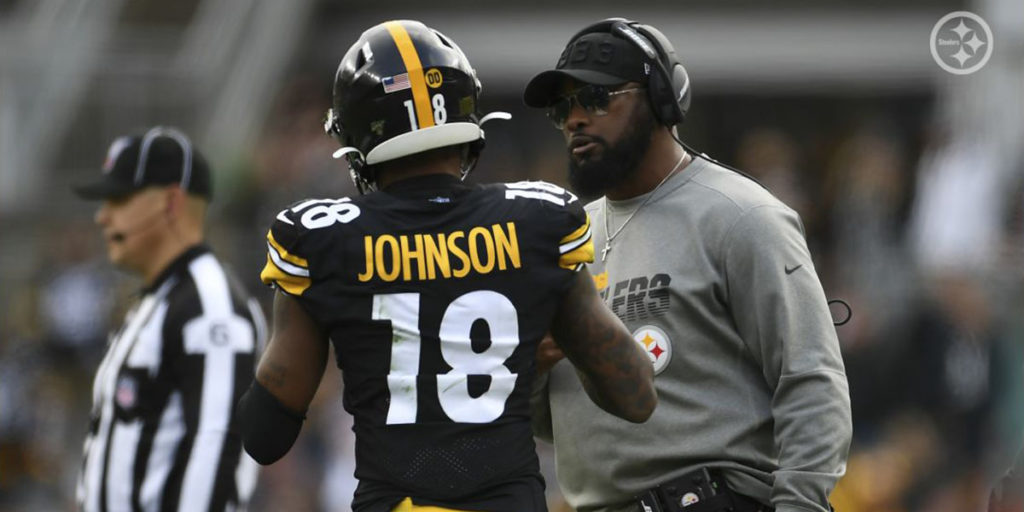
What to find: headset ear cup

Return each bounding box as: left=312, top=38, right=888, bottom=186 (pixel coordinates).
left=645, top=70, right=671, bottom=125
left=670, top=63, right=690, bottom=124
left=632, top=23, right=690, bottom=126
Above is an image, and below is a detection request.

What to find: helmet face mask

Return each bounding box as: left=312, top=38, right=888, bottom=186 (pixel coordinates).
left=326, top=20, right=491, bottom=193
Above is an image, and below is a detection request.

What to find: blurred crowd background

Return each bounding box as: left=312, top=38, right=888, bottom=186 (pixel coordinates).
left=1, top=0, right=1023, bottom=511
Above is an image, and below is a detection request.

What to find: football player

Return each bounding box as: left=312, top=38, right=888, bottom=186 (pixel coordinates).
left=238, top=20, right=656, bottom=512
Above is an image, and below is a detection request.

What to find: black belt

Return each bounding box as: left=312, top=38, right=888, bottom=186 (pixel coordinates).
left=636, top=468, right=773, bottom=512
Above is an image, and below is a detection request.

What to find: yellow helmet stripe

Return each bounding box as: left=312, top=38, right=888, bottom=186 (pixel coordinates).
left=384, top=21, right=434, bottom=130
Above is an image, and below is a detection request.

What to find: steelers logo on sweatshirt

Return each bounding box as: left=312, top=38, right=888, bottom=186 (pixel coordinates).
left=632, top=325, right=672, bottom=375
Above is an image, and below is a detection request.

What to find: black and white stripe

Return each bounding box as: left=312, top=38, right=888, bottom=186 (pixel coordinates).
left=78, top=248, right=265, bottom=512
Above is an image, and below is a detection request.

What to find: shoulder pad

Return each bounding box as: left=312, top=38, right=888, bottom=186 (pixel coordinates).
left=261, top=197, right=361, bottom=296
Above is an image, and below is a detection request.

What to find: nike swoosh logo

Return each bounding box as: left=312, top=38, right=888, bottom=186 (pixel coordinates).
left=785, top=264, right=803, bottom=275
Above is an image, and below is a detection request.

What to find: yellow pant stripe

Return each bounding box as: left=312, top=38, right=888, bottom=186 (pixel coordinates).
left=390, top=497, right=476, bottom=512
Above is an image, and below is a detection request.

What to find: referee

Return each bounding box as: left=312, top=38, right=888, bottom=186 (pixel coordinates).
left=73, top=126, right=266, bottom=511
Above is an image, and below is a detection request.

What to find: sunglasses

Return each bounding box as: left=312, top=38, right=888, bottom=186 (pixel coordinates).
left=546, top=85, right=645, bottom=129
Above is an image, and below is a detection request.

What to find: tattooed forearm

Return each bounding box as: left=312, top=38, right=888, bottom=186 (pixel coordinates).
left=254, top=292, right=330, bottom=413
left=552, top=270, right=656, bottom=423
left=259, top=361, right=288, bottom=391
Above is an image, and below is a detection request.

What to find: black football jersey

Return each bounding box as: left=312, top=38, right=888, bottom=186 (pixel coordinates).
left=260, top=174, right=592, bottom=511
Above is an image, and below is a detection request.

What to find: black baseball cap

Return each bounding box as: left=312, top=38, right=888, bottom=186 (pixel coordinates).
left=74, top=127, right=213, bottom=201
left=523, top=31, right=655, bottom=108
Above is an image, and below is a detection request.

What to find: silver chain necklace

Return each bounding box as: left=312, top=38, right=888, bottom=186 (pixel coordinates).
left=601, top=153, right=687, bottom=262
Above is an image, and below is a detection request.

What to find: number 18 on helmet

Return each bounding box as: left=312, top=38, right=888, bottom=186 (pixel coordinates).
left=325, top=19, right=510, bottom=193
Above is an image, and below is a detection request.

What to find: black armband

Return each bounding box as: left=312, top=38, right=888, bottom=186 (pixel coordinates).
left=237, top=380, right=305, bottom=465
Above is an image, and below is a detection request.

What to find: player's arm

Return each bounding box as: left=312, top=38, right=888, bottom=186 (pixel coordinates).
left=238, top=291, right=328, bottom=464
left=550, top=267, right=656, bottom=423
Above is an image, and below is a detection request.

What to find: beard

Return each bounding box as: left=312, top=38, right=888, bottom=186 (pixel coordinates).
left=567, top=102, right=657, bottom=199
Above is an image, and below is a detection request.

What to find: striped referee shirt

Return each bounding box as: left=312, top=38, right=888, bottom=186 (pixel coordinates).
left=77, top=245, right=267, bottom=512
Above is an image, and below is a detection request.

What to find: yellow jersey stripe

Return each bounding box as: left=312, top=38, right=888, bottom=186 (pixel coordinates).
left=559, top=224, right=592, bottom=254
left=260, top=255, right=311, bottom=295
left=559, top=237, right=594, bottom=270
left=385, top=21, right=434, bottom=130
left=558, top=213, right=592, bottom=250
left=267, top=230, right=309, bottom=268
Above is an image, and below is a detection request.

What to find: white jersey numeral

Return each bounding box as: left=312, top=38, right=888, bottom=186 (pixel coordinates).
left=277, top=198, right=361, bottom=229
left=372, top=293, right=422, bottom=425
left=437, top=291, right=517, bottom=423
left=375, top=290, right=521, bottom=424
left=503, top=181, right=577, bottom=205
left=504, top=189, right=565, bottom=205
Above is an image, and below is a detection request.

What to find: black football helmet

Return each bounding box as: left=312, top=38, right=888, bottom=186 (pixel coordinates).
left=325, top=20, right=509, bottom=193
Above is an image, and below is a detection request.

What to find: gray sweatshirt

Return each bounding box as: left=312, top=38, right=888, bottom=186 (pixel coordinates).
left=533, top=155, right=852, bottom=512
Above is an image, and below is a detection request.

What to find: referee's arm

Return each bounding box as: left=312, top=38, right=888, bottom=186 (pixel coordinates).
left=174, top=314, right=257, bottom=510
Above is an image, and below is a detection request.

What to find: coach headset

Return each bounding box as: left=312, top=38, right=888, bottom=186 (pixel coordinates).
left=573, top=19, right=780, bottom=183
left=568, top=18, right=692, bottom=127
left=568, top=20, right=852, bottom=326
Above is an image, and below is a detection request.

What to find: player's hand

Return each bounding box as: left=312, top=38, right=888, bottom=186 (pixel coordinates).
left=536, top=333, right=566, bottom=375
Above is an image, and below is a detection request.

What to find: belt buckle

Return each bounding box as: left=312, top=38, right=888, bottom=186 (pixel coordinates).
left=637, top=489, right=664, bottom=512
